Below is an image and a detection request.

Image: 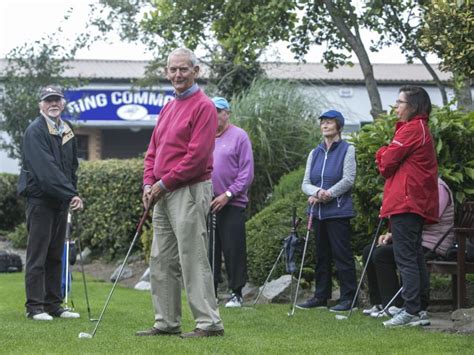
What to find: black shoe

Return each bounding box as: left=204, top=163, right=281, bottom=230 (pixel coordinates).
left=180, top=328, right=224, bottom=338
left=135, top=327, right=181, bottom=336
left=329, top=300, right=355, bottom=312
left=295, top=297, right=327, bottom=309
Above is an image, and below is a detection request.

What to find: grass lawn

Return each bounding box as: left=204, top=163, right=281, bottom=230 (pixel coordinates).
left=0, top=272, right=471, bottom=354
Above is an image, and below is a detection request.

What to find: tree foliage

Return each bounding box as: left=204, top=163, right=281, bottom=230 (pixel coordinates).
left=90, top=0, right=297, bottom=97
left=0, top=31, right=90, bottom=159
left=290, top=0, right=384, bottom=119
left=364, top=0, right=448, bottom=105
left=420, top=0, right=474, bottom=78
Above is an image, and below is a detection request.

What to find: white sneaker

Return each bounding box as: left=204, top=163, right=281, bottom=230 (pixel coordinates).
left=370, top=310, right=389, bottom=318
left=225, top=294, right=243, bottom=308
left=383, top=310, right=419, bottom=328
left=28, top=312, right=53, bottom=321
left=412, top=310, right=431, bottom=326
left=363, top=304, right=382, bottom=315
left=387, top=306, right=403, bottom=316
left=59, top=310, right=80, bottom=319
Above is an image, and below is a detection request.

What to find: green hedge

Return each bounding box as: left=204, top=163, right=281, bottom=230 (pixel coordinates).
left=246, top=106, right=474, bottom=283
left=0, top=173, right=24, bottom=231
left=75, top=158, right=149, bottom=260
left=350, top=107, right=474, bottom=253
left=246, top=196, right=315, bottom=285
left=6, top=222, right=28, bottom=249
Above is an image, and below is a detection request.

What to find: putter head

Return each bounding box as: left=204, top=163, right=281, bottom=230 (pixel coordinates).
left=335, top=314, right=348, bottom=320
left=78, top=332, right=93, bottom=339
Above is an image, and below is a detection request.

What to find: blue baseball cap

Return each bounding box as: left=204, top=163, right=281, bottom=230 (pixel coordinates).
left=212, top=96, right=231, bottom=110
left=319, top=110, right=345, bottom=129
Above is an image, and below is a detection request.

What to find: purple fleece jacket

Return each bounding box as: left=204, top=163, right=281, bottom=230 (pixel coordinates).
left=212, top=124, right=254, bottom=208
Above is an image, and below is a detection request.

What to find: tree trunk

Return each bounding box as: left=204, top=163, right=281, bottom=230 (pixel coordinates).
left=454, top=73, right=473, bottom=112
left=415, top=50, right=448, bottom=105
left=323, top=0, right=383, bottom=120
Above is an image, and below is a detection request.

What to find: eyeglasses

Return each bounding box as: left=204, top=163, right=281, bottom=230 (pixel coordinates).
left=167, top=66, right=193, bottom=74
left=395, top=99, right=408, bottom=105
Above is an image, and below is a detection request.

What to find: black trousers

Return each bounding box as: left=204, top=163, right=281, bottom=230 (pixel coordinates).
left=209, top=205, right=247, bottom=295
left=391, top=213, right=430, bottom=315
left=313, top=218, right=357, bottom=302
left=25, top=203, right=67, bottom=314
left=363, top=244, right=403, bottom=308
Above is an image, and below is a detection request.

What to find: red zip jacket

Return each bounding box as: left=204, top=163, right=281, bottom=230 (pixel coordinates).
left=375, top=115, right=439, bottom=224
left=143, top=89, right=217, bottom=191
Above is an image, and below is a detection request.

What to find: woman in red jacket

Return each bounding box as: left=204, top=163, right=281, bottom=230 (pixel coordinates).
left=375, top=85, right=438, bottom=327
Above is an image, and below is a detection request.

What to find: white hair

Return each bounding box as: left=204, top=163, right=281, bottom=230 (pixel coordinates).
left=167, top=47, right=198, bottom=67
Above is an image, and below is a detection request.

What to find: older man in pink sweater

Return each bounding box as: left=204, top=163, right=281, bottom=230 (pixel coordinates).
left=138, top=48, right=223, bottom=338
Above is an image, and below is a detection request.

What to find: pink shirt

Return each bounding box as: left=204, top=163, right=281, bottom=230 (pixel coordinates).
left=143, top=89, right=217, bottom=191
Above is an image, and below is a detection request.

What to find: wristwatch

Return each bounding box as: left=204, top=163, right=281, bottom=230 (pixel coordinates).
left=225, top=190, right=233, bottom=199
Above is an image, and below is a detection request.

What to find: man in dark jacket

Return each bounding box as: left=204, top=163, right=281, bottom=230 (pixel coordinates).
left=18, top=85, right=83, bottom=321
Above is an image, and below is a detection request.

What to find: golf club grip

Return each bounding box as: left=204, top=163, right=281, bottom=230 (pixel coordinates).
left=307, top=205, right=314, bottom=231
left=136, top=206, right=151, bottom=234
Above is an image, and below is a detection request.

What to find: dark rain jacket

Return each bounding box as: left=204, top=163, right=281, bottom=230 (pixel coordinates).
left=17, top=115, right=78, bottom=209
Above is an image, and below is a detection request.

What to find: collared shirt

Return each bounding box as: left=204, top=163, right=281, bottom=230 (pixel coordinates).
left=175, top=83, right=199, bottom=100
left=40, top=111, right=65, bottom=136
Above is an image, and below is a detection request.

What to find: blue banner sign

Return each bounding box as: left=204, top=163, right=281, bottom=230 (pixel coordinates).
left=63, top=89, right=175, bottom=123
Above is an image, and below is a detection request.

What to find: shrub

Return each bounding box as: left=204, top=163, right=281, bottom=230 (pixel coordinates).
left=75, top=158, right=150, bottom=260
left=0, top=173, right=24, bottom=231
left=350, top=107, right=474, bottom=253
left=246, top=106, right=473, bottom=283
left=6, top=222, right=28, bottom=249
left=232, top=79, right=321, bottom=215
left=246, top=195, right=316, bottom=285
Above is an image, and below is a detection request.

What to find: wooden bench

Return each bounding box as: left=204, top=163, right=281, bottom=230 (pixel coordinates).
left=426, top=200, right=474, bottom=309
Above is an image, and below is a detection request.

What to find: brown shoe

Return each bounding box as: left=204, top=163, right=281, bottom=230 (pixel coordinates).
left=180, top=328, right=224, bottom=338
left=135, top=327, right=181, bottom=336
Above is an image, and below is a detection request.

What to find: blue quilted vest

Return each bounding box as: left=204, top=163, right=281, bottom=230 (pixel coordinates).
left=309, top=140, right=355, bottom=220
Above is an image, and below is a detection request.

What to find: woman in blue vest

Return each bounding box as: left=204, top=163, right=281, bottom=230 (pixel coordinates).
left=297, top=110, right=357, bottom=312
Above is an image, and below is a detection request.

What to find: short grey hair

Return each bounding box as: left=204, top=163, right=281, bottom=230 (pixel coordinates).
left=167, top=47, right=198, bottom=67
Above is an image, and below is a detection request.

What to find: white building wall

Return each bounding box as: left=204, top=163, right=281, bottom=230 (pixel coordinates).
left=300, top=84, right=459, bottom=125
left=0, top=132, right=20, bottom=173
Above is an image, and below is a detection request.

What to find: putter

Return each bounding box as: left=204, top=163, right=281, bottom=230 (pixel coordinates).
left=64, top=215, right=71, bottom=309
left=335, top=217, right=385, bottom=321
left=373, top=286, right=403, bottom=318
left=75, top=224, right=98, bottom=322
left=78, top=206, right=150, bottom=339
left=288, top=204, right=314, bottom=317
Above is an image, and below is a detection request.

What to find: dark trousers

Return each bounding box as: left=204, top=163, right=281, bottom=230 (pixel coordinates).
left=391, top=213, right=430, bottom=315
left=363, top=244, right=403, bottom=308
left=209, top=205, right=247, bottom=295
left=313, top=218, right=357, bottom=302
left=25, top=203, right=67, bottom=314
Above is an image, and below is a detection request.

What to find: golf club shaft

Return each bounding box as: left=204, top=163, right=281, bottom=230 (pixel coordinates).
left=253, top=248, right=285, bottom=305
left=289, top=205, right=314, bottom=316
left=89, top=206, right=150, bottom=337
left=211, top=212, right=216, bottom=279
left=75, top=227, right=95, bottom=320
left=65, top=212, right=71, bottom=307
left=346, top=217, right=384, bottom=319
left=378, top=286, right=403, bottom=316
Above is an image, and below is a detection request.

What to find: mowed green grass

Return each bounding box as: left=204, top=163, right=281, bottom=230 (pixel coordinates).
left=0, top=272, right=471, bottom=354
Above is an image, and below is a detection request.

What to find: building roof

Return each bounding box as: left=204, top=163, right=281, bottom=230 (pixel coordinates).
left=0, top=58, right=452, bottom=84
